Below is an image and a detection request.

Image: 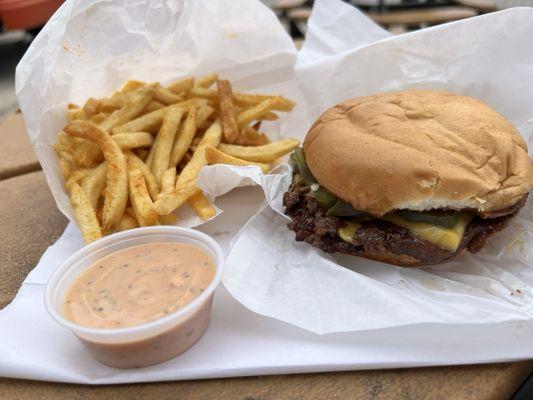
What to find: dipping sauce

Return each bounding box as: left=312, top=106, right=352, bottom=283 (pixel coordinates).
left=63, top=242, right=216, bottom=329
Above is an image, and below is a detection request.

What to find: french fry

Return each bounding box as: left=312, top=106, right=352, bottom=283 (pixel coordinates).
left=112, top=132, right=154, bottom=149
left=83, top=98, right=101, bottom=119
left=205, top=146, right=270, bottom=173
left=152, top=107, right=184, bottom=183
left=128, top=162, right=158, bottom=226
left=188, top=192, right=216, bottom=220
left=144, top=100, right=165, bottom=113
left=170, top=106, right=197, bottom=168
left=58, top=157, right=73, bottom=179
left=82, top=162, right=107, bottom=210
left=126, top=151, right=160, bottom=200
left=70, top=182, right=102, bottom=243
left=217, top=79, right=239, bottom=143
left=115, top=212, right=139, bottom=232
left=159, top=213, right=178, bottom=225
left=112, top=99, right=201, bottom=134
left=65, top=167, right=94, bottom=189
left=99, top=85, right=154, bottom=132
left=167, top=77, right=194, bottom=94
left=121, top=80, right=145, bottom=93
left=154, top=181, right=201, bottom=215
left=194, top=73, right=218, bottom=88
left=218, top=138, right=299, bottom=163
left=235, top=127, right=269, bottom=146
left=154, top=87, right=184, bottom=104
left=258, top=111, right=278, bottom=121
left=159, top=167, right=177, bottom=198
left=175, top=120, right=222, bottom=188
left=169, top=105, right=214, bottom=168
left=90, top=112, right=109, bottom=124
left=187, top=87, right=295, bottom=111
left=237, top=98, right=279, bottom=129
left=233, top=93, right=295, bottom=112
left=73, top=140, right=103, bottom=168
left=67, top=108, right=85, bottom=121
left=64, top=121, right=128, bottom=231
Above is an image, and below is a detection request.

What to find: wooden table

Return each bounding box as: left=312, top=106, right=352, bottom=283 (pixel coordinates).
left=0, top=113, right=531, bottom=399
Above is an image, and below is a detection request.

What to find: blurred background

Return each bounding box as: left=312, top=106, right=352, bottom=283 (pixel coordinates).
left=0, top=0, right=526, bottom=120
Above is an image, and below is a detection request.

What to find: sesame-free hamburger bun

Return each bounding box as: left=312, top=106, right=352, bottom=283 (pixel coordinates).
left=304, top=90, right=532, bottom=217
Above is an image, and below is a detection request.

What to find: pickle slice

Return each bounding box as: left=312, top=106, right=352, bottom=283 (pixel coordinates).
left=314, top=186, right=337, bottom=209
left=289, top=152, right=298, bottom=173
left=293, top=148, right=316, bottom=185
left=326, top=200, right=368, bottom=218
left=395, top=210, right=459, bottom=229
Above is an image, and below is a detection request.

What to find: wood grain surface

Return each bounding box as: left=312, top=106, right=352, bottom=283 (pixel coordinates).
left=0, top=114, right=40, bottom=180
left=0, top=114, right=531, bottom=399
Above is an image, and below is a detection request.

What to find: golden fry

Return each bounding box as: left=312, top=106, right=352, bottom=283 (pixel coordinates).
left=112, top=132, right=154, bottom=149
left=217, top=79, right=239, bottom=143
left=235, top=127, right=270, bottom=146
left=83, top=98, right=101, bottom=119
left=154, top=181, right=201, bottom=215
left=82, top=162, right=107, bottom=210
left=112, top=99, right=200, bottom=134
left=152, top=107, right=184, bottom=184
left=170, top=106, right=197, bottom=167
left=70, top=182, right=102, bottom=243
left=159, top=167, right=177, bottom=198
left=233, top=93, right=295, bottom=112
left=154, top=87, right=184, bottom=104
left=90, top=112, right=109, bottom=124
left=159, top=213, right=177, bottom=225
left=58, top=156, right=73, bottom=179
left=187, top=87, right=295, bottom=111
left=121, top=80, right=145, bottom=93
left=167, top=77, right=194, bottom=94
left=175, top=120, right=222, bottom=188
left=144, top=100, right=165, bottom=113
left=67, top=108, right=84, bottom=121
left=65, top=120, right=128, bottom=231
left=72, top=140, right=103, bottom=168
left=65, top=167, right=94, bottom=189
left=218, top=138, right=299, bottom=163
left=99, top=85, right=154, bottom=132
left=258, top=111, right=278, bottom=121
left=205, top=146, right=270, bottom=173
left=194, top=73, right=218, bottom=88
left=126, top=151, right=160, bottom=200
left=188, top=192, right=216, bottom=220
left=115, top=212, right=139, bottom=232
left=237, top=98, right=279, bottom=129
left=128, top=162, right=159, bottom=226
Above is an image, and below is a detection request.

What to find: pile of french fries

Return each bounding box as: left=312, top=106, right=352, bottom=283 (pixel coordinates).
left=54, top=73, right=299, bottom=243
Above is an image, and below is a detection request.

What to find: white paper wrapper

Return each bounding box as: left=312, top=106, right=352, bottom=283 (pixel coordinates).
left=6, top=0, right=533, bottom=383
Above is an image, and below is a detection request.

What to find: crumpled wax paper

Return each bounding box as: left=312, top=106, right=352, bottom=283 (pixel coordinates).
left=5, top=0, right=533, bottom=384
left=217, top=5, right=533, bottom=335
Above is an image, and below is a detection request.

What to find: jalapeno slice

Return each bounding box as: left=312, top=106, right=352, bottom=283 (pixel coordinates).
left=293, top=148, right=316, bottom=185
left=326, top=200, right=369, bottom=218
left=394, top=210, right=459, bottom=229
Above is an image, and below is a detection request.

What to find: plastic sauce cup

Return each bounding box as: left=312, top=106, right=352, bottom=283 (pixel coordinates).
left=45, top=226, right=224, bottom=368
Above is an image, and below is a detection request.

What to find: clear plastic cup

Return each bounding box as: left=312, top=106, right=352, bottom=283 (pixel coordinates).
left=44, top=226, right=224, bottom=368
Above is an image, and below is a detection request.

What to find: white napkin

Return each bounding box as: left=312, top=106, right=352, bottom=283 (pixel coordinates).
left=4, top=0, right=533, bottom=383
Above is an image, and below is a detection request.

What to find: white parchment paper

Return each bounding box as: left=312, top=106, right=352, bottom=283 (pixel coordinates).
left=4, top=0, right=533, bottom=383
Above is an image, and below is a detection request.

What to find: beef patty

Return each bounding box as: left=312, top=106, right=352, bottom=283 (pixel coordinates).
left=283, top=182, right=526, bottom=266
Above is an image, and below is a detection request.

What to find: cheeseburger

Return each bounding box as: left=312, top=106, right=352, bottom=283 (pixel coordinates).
left=283, top=90, right=533, bottom=267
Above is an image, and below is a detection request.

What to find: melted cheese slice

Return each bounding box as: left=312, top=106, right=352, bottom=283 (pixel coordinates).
left=336, top=214, right=472, bottom=251
left=383, top=213, right=472, bottom=251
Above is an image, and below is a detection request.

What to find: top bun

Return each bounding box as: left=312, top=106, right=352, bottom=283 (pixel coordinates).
left=304, top=90, right=533, bottom=216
